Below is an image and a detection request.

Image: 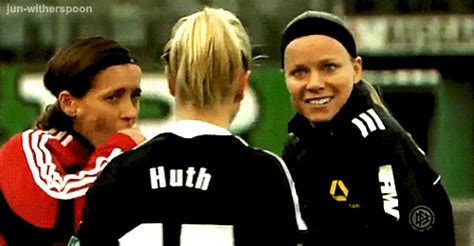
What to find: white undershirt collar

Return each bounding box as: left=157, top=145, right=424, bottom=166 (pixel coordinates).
left=161, top=120, right=232, bottom=138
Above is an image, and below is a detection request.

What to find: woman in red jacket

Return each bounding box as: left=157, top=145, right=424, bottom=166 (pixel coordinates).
left=0, top=36, right=145, bottom=246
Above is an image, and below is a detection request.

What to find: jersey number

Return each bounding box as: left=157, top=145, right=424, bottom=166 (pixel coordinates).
left=119, top=223, right=234, bottom=246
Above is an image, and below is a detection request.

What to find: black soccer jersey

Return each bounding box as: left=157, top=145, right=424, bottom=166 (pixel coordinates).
left=73, top=120, right=306, bottom=246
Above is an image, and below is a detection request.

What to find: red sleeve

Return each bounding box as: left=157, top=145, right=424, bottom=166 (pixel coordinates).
left=87, top=132, right=138, bottom=171
left=0, top=130, right=139, bottom=229
left=0, top=233, right=7, bottom=246
left=12, top=130, right=138, bottom=200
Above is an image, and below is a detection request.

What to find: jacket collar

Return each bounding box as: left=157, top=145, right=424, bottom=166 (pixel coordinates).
left=67, top=128, right=95, bottom=152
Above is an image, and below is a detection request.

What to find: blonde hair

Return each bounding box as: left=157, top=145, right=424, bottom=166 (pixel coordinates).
left=361, top=80, right=392, bottom=115
left=164, top=7, right=251, bottom=107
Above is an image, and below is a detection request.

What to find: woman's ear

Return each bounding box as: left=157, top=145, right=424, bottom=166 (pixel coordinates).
left=166, top=69, right=176, bottom=97
left=235, top=70, right=251, bottom=102
left=58, top=91, right=77, bottom=117
left=353, top=56, right=363, bottom=84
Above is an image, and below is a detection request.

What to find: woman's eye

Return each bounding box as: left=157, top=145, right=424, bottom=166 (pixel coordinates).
left=105, top=95, right=118, bottom=101
left=131, top=92, right=142, bottom=99
left=324, top=63, right=337, bottom=72
left=290, top=69, right=307, bottom=78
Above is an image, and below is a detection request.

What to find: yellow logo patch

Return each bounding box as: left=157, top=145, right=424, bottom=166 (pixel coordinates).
left=330, top=180, right=349, bottom=201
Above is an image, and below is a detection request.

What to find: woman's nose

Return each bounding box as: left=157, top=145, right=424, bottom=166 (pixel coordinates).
left=306, top=72, right=324, bottom=90
left=120, top=100, right=138, bottom=124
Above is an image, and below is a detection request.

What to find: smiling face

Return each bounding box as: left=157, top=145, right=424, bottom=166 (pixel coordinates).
left=70, top=64, right=142, bottom=147
left=283, top=35, right=362, bottom=124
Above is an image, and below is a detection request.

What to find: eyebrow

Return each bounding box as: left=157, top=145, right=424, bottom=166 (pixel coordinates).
left=288, top=57, right=339, bottom=68
left=288, top=64, right=308, bottom=70
left=103, top=87, right=141, bottom=96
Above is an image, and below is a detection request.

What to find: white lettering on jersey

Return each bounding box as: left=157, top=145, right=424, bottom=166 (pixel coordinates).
left=150, top=166, right=167, bottom=189
left=378, top=164, right=400, bottom=220
left=150, top=166, right=211, bottom=191
left=195, top=167, right=211, bottom=190
left=185, top=167, right=196, bottom=187
left=170, top=169, right=183, bottom=187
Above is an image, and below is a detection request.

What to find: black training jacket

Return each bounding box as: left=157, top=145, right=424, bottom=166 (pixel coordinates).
left=73, top=120, right=306, bottom=246
left=282, top=81, right=456, bottom=246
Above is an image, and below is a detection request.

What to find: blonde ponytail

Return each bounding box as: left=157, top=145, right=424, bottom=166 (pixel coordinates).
left=165, top=7, right=251, bottom=108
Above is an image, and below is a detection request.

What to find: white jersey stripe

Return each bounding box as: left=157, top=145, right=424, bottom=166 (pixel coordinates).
left=32, top=131, right=50, bottom=182
left=234, top=135, right=306, bottom=230
left=37, top=131, right=77, bottom=190
left=22, top=130, right=122, bottom=200
left=359, top=112, right=377, bottom=132
left=22, top=130, right=84, bottom=199
left=60, top=134, right=73, bottom=147
left=367, top=108, right=385, bottom=130
left=262, top=149, right=308, bottom=231
left=351, top=118, right=369, bottom=138
left=352, top=108, right=386, bottom=138
left=62, top=148, right=123, bottom=193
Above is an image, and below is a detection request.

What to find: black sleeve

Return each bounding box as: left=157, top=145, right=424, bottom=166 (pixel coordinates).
left=385, top=132, right=456, bottom=246
left=244, top=152, right=301, bottom=246
left=74, top=156, right=128, bottom=246
left=281, top=133, right=303, bottom=174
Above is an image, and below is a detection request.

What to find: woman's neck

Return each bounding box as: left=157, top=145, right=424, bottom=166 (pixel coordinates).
left=175, top=103, right=238, bottom=129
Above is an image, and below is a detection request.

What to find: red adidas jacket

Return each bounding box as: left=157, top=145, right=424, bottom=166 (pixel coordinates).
left=0, top=128, right=138, bottom=245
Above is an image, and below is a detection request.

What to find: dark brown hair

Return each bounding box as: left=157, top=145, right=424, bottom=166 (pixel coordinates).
left=35, top=36, right=136, bottom=131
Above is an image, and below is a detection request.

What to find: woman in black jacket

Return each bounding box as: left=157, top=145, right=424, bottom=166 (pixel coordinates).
left=280, top=10, right=456, bottom=245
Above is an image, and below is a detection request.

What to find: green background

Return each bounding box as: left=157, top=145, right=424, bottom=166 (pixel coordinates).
left=1, top=65, right=472, bottom=199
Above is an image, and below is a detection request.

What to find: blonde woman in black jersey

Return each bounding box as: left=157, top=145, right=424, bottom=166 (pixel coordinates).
left=71, top=7, right=306, bottom=246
